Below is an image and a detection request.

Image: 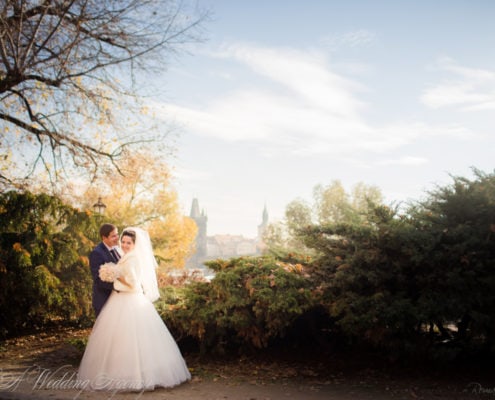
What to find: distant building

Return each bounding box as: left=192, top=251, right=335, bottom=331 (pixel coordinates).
left=257, top=204, right=269, bottom=253
left=207, top=234, right=258, bottom=258
left=189, top=198, right=207, bottom=257
left=186, top=198, right=269, bottom=269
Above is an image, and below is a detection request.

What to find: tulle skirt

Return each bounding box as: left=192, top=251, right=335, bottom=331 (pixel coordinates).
left=77, top=291, right=191, bottom=391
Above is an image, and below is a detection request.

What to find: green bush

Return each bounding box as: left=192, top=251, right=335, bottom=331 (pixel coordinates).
left=160, top=256, right=314, bottom=354
left=298, top=170, right=495, bottom=359
left=0, top=191, right=97, bottom=338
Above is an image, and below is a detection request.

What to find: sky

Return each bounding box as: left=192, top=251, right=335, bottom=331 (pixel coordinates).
left=148, top=0, right=495, bottom=238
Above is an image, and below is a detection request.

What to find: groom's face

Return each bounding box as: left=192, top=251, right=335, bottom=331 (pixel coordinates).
left=103, top=228, right=120, bottom=248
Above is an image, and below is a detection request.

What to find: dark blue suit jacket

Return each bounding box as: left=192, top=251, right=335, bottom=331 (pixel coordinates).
left=89, top=242, right=117, bottom=317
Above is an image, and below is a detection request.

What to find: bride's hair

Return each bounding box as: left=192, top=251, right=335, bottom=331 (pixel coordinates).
left=122, top=229, right=136, bottom=243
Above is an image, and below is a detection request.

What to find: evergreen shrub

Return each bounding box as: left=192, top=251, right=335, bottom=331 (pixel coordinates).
left=159, top=256, right=314, bottom=354
left=0, top=191, right=96, bottom=338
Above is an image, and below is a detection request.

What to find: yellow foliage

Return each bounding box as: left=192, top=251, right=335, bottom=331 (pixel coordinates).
left=275, top=261, right=305, bottom=274
left=72, top=150, right=197, bottom=271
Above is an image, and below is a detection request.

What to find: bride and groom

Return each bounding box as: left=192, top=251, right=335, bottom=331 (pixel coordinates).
left=78, top=223, right=191, bottom=391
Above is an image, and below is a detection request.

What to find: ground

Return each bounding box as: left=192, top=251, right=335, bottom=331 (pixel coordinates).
left=0, top=327, right=492, bottom=400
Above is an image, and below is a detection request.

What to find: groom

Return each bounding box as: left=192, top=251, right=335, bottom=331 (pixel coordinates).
left=89, top=223, right=121, bottom=317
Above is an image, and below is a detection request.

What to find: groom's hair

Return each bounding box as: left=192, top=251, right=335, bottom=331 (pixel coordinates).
left=100, top=223, right=117, bottom=239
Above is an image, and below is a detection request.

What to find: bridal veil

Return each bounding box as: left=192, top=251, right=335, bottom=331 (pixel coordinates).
left=122, top=227, right=160, bottom=302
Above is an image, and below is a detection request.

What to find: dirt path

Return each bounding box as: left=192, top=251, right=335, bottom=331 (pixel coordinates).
left=0, top=376, right=406, bottom=400
left=0, top=328, right=489, bottom=400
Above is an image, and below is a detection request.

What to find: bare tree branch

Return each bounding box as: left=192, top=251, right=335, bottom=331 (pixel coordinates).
left=0, top=0, right=209, bottom=189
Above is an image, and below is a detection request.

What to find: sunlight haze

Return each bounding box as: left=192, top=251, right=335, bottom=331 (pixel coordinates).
left=150, top=1, right=495, bottom=237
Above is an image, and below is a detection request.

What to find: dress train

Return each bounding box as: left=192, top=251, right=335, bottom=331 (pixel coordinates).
left=77, top=291, right=191, bottom=391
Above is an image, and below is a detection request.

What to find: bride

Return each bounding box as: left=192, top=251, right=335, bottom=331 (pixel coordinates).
left=77, top=227, right=191, bottom=391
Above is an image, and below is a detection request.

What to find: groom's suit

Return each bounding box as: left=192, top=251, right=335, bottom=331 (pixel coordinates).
left=89, top=242, right=120, bottom=317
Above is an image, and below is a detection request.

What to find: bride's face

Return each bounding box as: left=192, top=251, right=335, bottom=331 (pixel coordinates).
left=121, top=235, right=135, bottom=254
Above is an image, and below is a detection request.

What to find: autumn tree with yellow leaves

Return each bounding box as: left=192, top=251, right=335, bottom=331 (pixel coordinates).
left=77, top=151, right=197, bottom=271
left=0, top=0, right=205, bottom=273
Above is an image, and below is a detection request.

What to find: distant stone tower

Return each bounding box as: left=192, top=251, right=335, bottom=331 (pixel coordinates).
left=190, top=198, right=207, bottom=259
left=257, top=204, right=269, bottom=253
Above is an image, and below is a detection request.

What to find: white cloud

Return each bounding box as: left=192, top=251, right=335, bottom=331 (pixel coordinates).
left=421, top=57, right=495, bottom=110
left=151, top=44, right=474, bottom=160
left=213, top=43, right=367, bottom=117
left=320, top=29, right=378, bottom=51
left=438, top=56, right=495, bottom=82
left=172, top=165, right=211, bottom=182
left=377, top=156, right=429, bottom=166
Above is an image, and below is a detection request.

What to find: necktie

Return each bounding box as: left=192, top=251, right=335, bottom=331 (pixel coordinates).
left=110, top=248, right=120, bottom=262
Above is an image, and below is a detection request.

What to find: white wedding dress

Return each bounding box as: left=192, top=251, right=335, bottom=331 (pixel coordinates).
left=77, top=248, right=191, bottom=391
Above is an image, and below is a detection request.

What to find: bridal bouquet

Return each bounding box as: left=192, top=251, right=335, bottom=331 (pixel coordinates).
left=99, top=262, right=120, bottom=282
